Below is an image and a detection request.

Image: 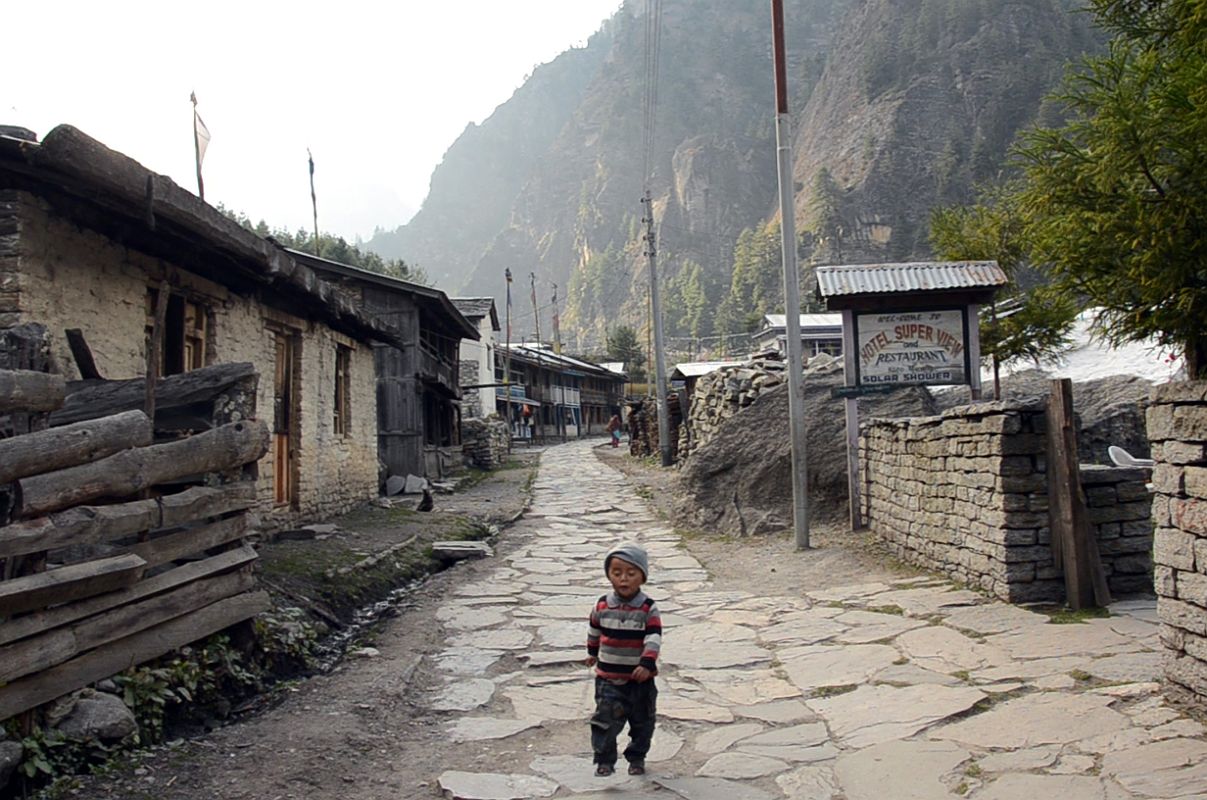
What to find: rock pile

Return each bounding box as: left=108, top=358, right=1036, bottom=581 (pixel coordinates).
left=678, top=356, right=797, bottom=458
left=462, top=416, right=510, bottom=470
left=674, top=357, right=935, bottom=536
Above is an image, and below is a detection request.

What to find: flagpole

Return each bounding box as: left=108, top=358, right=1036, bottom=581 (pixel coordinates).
left=308, top=149, right=320, bottom=257
left=191, top=92, right=205, bottom=201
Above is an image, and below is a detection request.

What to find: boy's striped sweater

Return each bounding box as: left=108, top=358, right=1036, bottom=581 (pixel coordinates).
left=586, top=590, right=662, bottom=682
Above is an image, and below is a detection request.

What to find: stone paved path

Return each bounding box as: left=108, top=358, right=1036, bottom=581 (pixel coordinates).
left=431, top=441, right=1207, bottom=800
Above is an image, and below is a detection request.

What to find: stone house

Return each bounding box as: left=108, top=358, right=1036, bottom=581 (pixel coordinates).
left=294, top=251, right=478, bottom=480
left=0, top=124, right=404, bottom=527
left=451, top=297, right=499, bottom=420
left=497, top=344, right=626, bottom=440
left=753, top=313, right=844, bottom=358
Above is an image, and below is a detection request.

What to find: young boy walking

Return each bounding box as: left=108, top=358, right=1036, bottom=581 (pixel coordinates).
left=585, top=543, right=662, bottom=777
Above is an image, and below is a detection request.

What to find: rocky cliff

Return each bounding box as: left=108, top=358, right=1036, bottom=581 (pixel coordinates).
left=367, top=0, right=1097, bottom=352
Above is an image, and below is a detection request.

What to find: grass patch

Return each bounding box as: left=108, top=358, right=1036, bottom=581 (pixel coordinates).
left=1044, top=606, right=1111, bottom=624
left=951, top=670, right=972, bottom=682
left=965, top=764, right=983, bottom=778
left=1069, top=669, right=1094, bottom=682
left=866, top=604, right=905, bottom=616
left=811, top=684, right=857, bottom=698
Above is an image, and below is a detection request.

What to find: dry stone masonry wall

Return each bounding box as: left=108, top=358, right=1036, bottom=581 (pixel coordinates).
left=461, top=416, right=510, bottom=470
left=1147, top=381, right=1207, bottom=710
left=862, top=399, right=1152, bottom=604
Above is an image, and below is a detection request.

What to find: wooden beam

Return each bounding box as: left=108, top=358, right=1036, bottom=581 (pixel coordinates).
left=64, top=329, right=104, bottom=381
left=0, top=569, right=255, bottom=684
left=0, top=409, right=152, bottom=485
left=1046, top=378, right=1111, bottom=609
left=49, top=361, right=257, bottom=427
left=15, top=419, right=269, bottom=518
left=0, top=369, right=65, bottom=413
left=0, top=545, right=257, bottom=647
left=0, top=590, right=270, bottom=722
left=0, top=483, right=256, bottom=560
left=131, top=514, right=248, bottom=569
left=0, top=553, right=146, bottom=617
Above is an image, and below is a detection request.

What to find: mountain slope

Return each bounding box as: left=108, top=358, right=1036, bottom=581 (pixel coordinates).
left=367, top=0, right=1098, bottom=356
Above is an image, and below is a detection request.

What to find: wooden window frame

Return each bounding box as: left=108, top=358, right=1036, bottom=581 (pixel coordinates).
left=334, top=344, right=352, bottom=436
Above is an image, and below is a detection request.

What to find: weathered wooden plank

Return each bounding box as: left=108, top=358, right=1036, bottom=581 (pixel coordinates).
left=131, top=514, right=248, bottom=568
left=0, top=483, right=256, bottom=560
left=1046, top=378, right=1111, bottom=609
left=0, top=554, right=146, bottom=617
left=0, top=410, right=152, bottom=484
left=0, top=569, right=255, bottom=684
left=0, top=545, right=257, bottom=647
left=0, top=590, right=270, bottom=722
left=64, top=329, right=104, bottom=381
left=16, top=419, right=269, bottom=518
left=49, top=362, right=257, bottom=427
left=0, top=369, right=65, bottom=413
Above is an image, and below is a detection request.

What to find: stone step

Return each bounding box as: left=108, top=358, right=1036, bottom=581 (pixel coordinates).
left=431, top=541, right=493, bottom=561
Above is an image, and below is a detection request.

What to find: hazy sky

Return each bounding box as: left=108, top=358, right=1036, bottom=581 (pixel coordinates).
left=7, top=0, right=622, bottom=242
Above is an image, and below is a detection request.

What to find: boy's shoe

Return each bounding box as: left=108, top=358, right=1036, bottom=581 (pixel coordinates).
left=627, top=763, right=646, bottom=775
left=595, top=764, right=615, bottom=777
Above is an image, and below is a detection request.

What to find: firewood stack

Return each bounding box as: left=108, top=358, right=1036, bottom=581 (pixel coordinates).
left=0, top=362, right=271, bottom=724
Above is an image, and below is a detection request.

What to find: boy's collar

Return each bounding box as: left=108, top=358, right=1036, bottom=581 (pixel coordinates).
left=606, top=589, right=647, bottom=608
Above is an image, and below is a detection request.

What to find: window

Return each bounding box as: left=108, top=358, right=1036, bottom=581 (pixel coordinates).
left=333, top=345, right=351, bottom=435
left=146, top=288, right=208, bottom=376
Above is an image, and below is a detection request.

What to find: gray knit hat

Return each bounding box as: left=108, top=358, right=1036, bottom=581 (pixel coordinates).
left=604, top=543, right=649, bottom=580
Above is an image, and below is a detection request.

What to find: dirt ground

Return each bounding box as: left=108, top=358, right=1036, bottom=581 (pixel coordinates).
left=57, top=443, right=913, bottom=800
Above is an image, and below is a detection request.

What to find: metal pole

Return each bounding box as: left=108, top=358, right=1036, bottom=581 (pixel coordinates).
left=552, top=282, right=562, bottom=355
left=644, top=190, right=673, bottom=467
left=530, top=273, right=544, bottom=443
left=505, top=268, right=513, bottom=450
left=772, top=0, right=811, bottom=549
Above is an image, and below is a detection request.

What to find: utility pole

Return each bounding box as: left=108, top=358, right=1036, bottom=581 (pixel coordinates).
left=530, top=272, right=545, bottom=443
left=643, top=190, right=673, bottom=467
left=772, top=0, right=811, bottom=549
left=505, top=268, right=513, bottom=448
left=552, top=282, right=562, bottom=355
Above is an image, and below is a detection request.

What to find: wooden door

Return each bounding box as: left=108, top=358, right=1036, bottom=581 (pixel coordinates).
left=273, top=332, right=297, bottom=507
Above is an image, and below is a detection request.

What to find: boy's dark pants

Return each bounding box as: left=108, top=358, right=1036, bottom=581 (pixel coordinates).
left=590, top=677, right=657, bottom=766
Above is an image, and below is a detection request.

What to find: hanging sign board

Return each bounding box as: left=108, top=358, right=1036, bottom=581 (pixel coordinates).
left=854, top=309, right=969, bottom=387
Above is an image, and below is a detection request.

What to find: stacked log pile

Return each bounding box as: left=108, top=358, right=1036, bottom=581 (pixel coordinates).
left=0, top=366, right=270, bottom=723
left=628, top=394, right=682, bottom=460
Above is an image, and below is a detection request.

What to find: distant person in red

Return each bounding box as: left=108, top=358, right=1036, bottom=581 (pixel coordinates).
left=606, top=413, right=623, bottom=448
left=584, top=544, right=661, bottom=777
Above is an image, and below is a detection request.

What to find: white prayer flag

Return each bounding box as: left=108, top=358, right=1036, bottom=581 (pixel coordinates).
left=194, top=111, right=211, bottom=166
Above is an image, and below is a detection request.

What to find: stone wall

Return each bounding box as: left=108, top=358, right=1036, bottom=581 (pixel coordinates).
left=1147, top=381, right=1207, bottom=710
left=462, top=416, right=510, bottom=469
left=4, top=190, right=379, bottom=529
left=862, top=399, right=1152, bottom=603
left=680, top=356, right=822, bottom=458
left=461, top=359, right=482, bottom=419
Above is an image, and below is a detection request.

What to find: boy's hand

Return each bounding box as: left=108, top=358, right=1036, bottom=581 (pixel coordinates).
left=584, top=655, right=597, bottom=666
left=631, top=666, right=651, bottom=683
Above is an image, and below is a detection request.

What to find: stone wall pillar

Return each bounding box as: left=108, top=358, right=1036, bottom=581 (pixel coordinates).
left=461, top=360, right=481, bottom=419
left=1147, top=381, right=1207, bottom=710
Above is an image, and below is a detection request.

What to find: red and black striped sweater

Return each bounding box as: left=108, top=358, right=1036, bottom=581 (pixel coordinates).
left=586, top=590, right=662, bottom=682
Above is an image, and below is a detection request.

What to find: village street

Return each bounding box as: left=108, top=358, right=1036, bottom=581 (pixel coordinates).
left=80, top=440, right=1206, bottom=800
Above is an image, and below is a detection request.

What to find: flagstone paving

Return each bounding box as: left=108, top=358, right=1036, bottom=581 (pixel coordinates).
left=433, top=440, right=1206, bottom=799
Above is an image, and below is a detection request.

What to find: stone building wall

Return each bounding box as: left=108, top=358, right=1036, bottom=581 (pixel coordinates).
left=461, top=359, right=482, bottom=419
left=3, top=190, right=379, bottom=529
left=862, top=399, right=1152, bottom=603
left=462, top=416, right=510, bottom=469
left=1147, top=381, right=1207, bottom=709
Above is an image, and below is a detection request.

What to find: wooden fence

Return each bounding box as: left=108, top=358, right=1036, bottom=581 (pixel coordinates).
left=0, top=354, right=271, bottom=723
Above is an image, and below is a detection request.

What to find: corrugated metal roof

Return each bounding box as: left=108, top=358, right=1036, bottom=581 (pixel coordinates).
left=672, top=360, right=744, bottom=379
left=815, top=261, right=1007, bottom=297
left=763, top=313, right=843, bottom=329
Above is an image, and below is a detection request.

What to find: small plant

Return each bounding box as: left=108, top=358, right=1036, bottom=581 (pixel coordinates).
left=965, top=763, right=983, bottom=778
left=1069, top=669, right=1094, bottom=682
left=812, top=684, right=857, bottom=698
left=1044, top=606, right=1110, bottom=624
left=951, top=670, right=972, bottom=682
left=867, top=604, right=906, bottom=616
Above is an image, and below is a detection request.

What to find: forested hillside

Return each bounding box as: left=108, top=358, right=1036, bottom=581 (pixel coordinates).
left=367, top=0, right=1099, bottom=358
